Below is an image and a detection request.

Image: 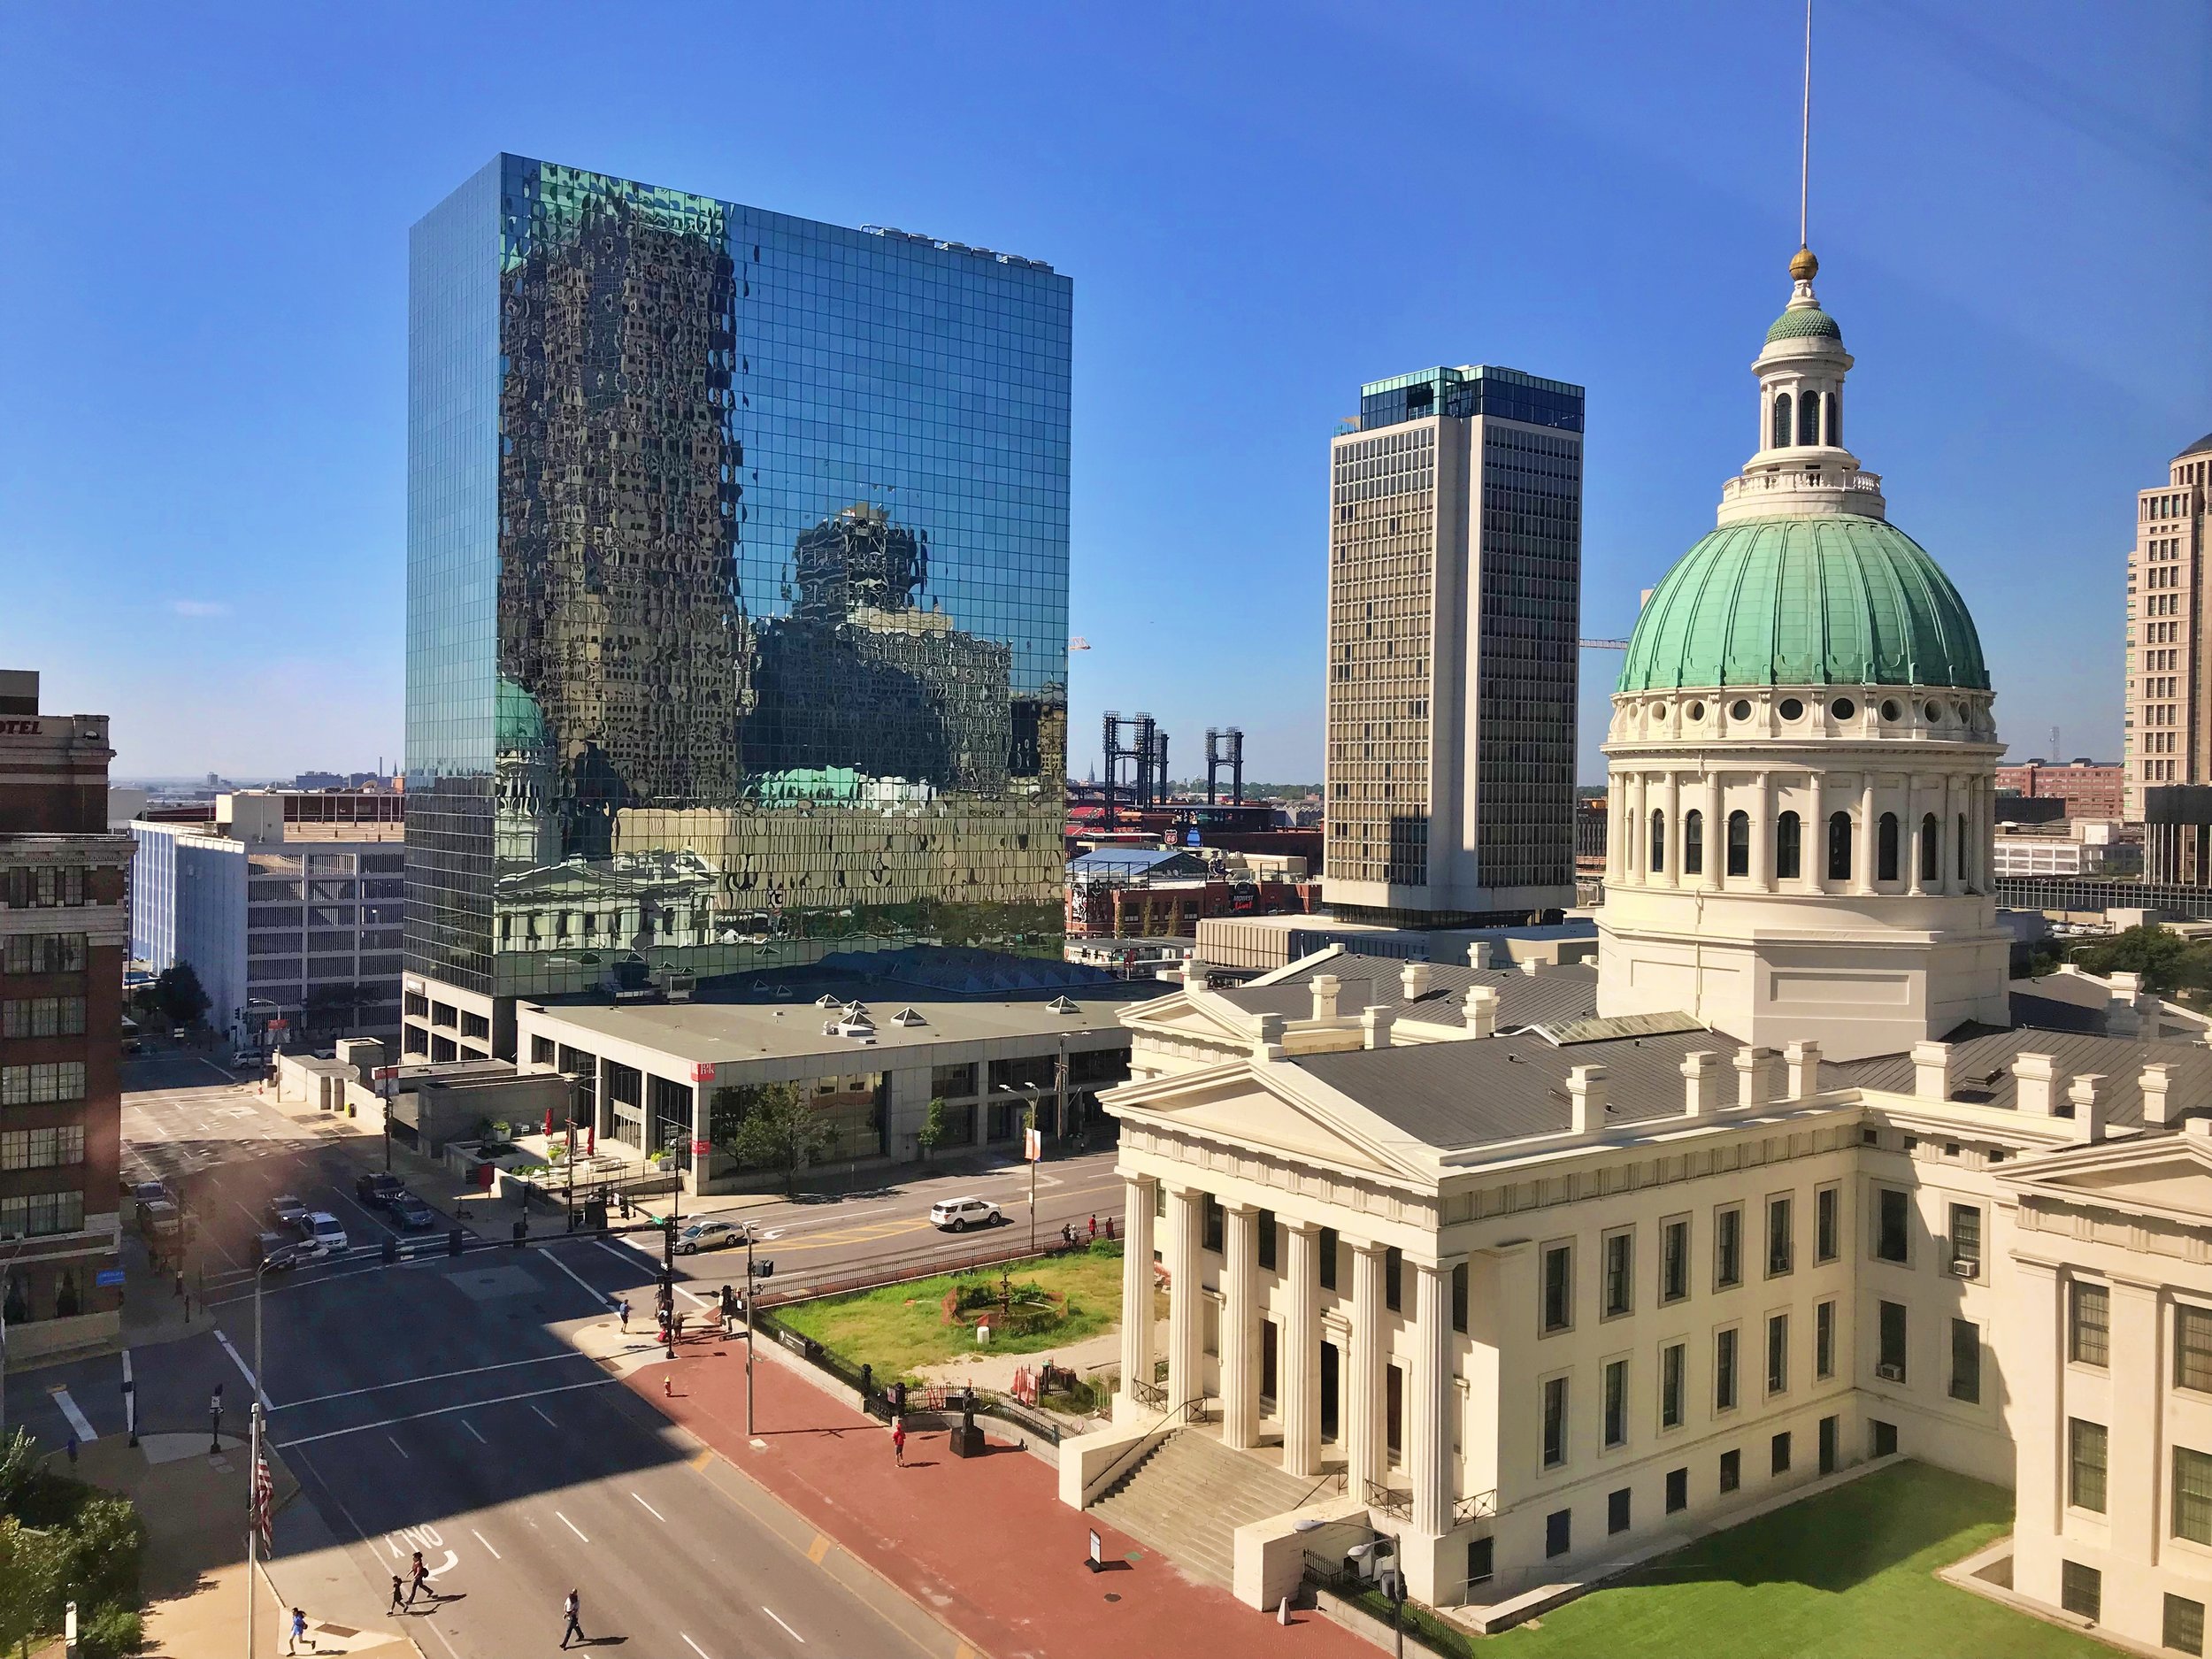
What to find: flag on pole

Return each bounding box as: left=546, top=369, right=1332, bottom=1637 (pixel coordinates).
left=1025, top=1125, right=1042, bottom=1162
left=252, top=1444, right=274, bottom=1551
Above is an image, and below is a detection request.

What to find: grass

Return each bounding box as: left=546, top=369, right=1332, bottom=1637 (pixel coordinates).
left=1368, top=1463, right=2114, bottom=1659
left=775, top=1244, right=1156, bottom=1377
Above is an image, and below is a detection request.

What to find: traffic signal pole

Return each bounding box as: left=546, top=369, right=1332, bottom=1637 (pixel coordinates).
left=745, top=1231, right=757, bottom=1437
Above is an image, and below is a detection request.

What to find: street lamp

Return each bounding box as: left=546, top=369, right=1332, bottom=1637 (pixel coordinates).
left=992, top=1083, right=1042, bottom=1254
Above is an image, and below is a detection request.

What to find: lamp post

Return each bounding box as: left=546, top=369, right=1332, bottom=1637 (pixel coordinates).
left=993, top=1083, right=1041, bottom=1254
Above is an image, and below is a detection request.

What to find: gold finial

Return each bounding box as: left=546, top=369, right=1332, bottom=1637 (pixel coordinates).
left=1789, top=246, right=1818, bottom=283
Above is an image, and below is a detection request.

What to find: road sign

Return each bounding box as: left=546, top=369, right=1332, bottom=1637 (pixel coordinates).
left=95, top=1268, right=125, bottom=1288
left=1025, top=1126, right=1042, bottom=1162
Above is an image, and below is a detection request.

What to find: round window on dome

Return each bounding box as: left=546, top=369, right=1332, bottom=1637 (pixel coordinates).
left=1651, top=702, right=1669, bottom=723
left=1924, top=701, right=1944, bottom=723
left=1880, top=699, right=1902, bottom=722
left=1730, top=699, right=1753, bottom=722
left=1778, top=697, right=1805, bottom=721
left=1952, top=701, right=1968, bottom=723
left=1831, top=697, right=1857, bottom=721
left=1686, top=701, right=1706, bottom=722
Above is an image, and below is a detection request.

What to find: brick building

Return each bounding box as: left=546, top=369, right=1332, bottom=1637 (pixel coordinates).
left=0, top=670, right=130, bottom=1360
left=1994, top=759, right=2125, bottom=821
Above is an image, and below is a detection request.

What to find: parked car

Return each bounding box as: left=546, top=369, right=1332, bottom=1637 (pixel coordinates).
left=928, top=1196, right=1003, bottom=1233
left=131, top=1180, right=171, bottom=1208
left=355, top=1172, right=404, bottom=1210
left=230, top=1049, right=263, bottom=1071
left=304, top=1212, right=349, bottom=1254
left=390, top=1193, right=436, bottom=1230
left=675, top=1218, right=749, bottom=1255
left=136, top=1199, right=181, bottom=1241
left=268, top=1194, right=310, bottom=1232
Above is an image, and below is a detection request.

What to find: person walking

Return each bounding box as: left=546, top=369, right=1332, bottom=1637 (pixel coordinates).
left=561, top=1587, right=584, bottom=1648
left=389, top=1574, right=404, bottom=1614
left=288, top=1607, right=309, bottom=1654
left=65, top=1429, right=77, bottom=1468
left=891, top=1416, right=907, bottom=1467
left=407, top=1550, right=430, bottom=1606
left=1087, top=1213, right=1097, bottom=1242
left=618, top=1294, right=630, bottom=1333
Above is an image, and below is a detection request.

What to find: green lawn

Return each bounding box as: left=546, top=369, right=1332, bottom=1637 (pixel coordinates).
left=1380, top=1463, right=2112, bottom=1658
left=775, top=1244, right=1155, bottom=1377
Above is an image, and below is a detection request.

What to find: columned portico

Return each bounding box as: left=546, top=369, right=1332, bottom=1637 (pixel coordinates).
left=1220, top=1202, right=1259, bottom=1448
left=1164, top=1183, right=1206, bottom=1409
left=1348, top=1241, right=1387, bottom=1500
left=1280, top=1219, right=1322, bottom=1478
left=1118, top=1175, right=1158, bottom=1415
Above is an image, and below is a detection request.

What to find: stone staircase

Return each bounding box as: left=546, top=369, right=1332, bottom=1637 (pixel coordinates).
left=1089, top=1431, right=1325, bottom=1586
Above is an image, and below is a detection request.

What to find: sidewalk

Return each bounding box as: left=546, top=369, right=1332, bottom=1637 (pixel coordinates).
left=628, top=1338, right=1374, bottom=1659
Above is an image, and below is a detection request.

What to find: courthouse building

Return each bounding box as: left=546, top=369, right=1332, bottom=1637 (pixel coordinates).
left=1069, top=250, right=2212, bottom=1655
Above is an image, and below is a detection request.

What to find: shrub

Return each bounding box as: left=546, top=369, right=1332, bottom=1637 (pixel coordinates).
left=79, top=1602, right=142, bottom=1658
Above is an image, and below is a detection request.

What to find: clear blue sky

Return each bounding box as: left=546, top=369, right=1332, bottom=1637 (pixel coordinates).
left=2, top=1, right=2204, bottom=783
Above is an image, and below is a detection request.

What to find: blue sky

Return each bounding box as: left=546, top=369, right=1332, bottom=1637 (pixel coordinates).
left=1, top=1, right=2205, bottom=783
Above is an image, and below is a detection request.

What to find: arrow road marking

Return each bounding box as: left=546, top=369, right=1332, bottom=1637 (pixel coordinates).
left=425, top=1549, right=459, bottom=1581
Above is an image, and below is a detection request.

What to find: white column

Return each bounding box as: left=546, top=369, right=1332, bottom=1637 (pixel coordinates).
left=1631, top=772, right=1649, bottom=884
left=1752, top=772, right=1774, bottom=892
left=1701, top=772, right=1724, bottom=891
left=1657, top=774, right=1680, bottom=888
left=1281, top=1220, right=1322, bottom=1479
left=1120, top=1176, right=1157, bottom=1410
left=1221, top=1203, right=1259, bottom=1448
left=1348, top=1241, right=1387, bottom=1502
left=1939, top=775, right=1960, bottom=896
left=1805, top=769, right=1826, bottom=893
left=1855, top=775, right=1878, bottom=895
left=1165, top=1185, right=1206, bottom=1409
left=1410, top=1262, right=1455, bottom=1540
left=1905, top=777, right=1927, bottom=895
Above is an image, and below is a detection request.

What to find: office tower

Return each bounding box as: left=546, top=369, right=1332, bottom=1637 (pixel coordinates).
left=1322, top=365, right=1583, bottom=922
left=406, top=157, right=1071, bottom=1061
left=2125, top=432, right=2212, bottom=819
left=0, top=670, right=128, bottom=1357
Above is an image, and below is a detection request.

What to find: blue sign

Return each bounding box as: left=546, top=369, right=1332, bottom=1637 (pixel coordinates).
left=95, top=1269, right=126, bottom=1288
left=1186, top=829, right=1201, bottom=845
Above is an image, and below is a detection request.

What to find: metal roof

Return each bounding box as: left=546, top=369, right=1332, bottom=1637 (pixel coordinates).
left=1217, top=960, right=1599, bottom=1033
left=1834, top=1025, right=2212, bottom=1132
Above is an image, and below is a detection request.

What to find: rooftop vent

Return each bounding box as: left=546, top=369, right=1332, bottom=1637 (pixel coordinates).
left=889, top=1007, right=927, bottom=1027
left=1047, top=995, right=1081, bottom=1015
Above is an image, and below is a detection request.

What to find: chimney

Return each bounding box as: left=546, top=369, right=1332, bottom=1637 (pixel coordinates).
left=1467, top=941, right=1494, bottom=970
left=1910, top=1041, right=1953, bottom=1103
left=2069, top=1074, right=2108, bottom=1142
left=1180, top=953, right=1203, bottom=988
left=2108, top=972, right=2145, bottom=1038
left=1786, top=1040, right=1823, bottom=1100
left=1251, top=1011, right=1286, bottom=1061
left=1681, top=1050, right=1719, bottom=1117
left=1733, top=1047, right=1778, bottom=1112
left=1361, top=1005, right=1396, bottom=1050
left=1463, top=985, right=1499, bottom=1038
left=2141, top=1062, right=2180, bottom=1128
left=1401, top=962, right=1432, bottom=1002
left=1520, top=956, right=1546, bottom=977
left=1567, top=1064, right=1609, bottom=1134
left=2190, top=1116, right=2212, bottom=1142
left=1310, top=973, right=1340, bottom=1022
left=2013, top=1053, right=2060, bottom=1118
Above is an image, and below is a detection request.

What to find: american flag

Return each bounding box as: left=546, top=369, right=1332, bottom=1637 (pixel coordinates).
left=251, top=1447, right=274, bottom=1551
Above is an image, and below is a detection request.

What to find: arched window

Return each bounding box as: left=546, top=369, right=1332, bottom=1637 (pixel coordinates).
left=1878, top=812, right=1901, bottom=881
left=1776, top=810, right=1802, bottom=880
left=1650, top=809, right=1666, bottom=874
left=1957, top=812, right=1970, bottom=882
left=1824, top=391, right=1839, bottom=447
left=1683, top=810, right=1705, bottom=876
left=1726, top=810, right=1750, bottom=877
left=1771, top=392, right=1793, bottom=450
left=1798, top=388, right=1820, bottom=446
left=1919, top=813, right=1939, bottom=881
left=1827, top=811, right=1854, bottom=882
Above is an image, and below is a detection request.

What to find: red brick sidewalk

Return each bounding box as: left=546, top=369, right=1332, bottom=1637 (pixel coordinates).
left=627, top=1343, right=1374, bottom=1659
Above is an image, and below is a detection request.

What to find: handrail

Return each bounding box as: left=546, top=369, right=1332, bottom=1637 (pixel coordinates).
left=1080, top=1392, right=1212, bottom=1509
left=1453, top=1488, right=1499, bottom=1525
left=1285, top=1467, right=1348, bottom=1514
left=1363, top=1476, right=1412, bottom=1523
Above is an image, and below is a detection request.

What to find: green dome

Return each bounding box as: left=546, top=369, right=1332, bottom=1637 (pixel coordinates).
left=1764, top=306, right=1841, bottom=344
left=1617, top=517, right=1988, bottom=693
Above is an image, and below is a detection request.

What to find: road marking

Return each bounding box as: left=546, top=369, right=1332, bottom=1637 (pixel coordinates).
left=469, top=1528, right=501, bottom=1559
left=805, top=1532, right=830, bottom=1564
left=272, top=1378, right=617, bottom=1449
left=213, top=1328, right=274, bottom=1409
left=531, top=1404, right=558, bottom=1427
left=49, top=1387, right=96, bottom=1443
left=555, top=1510, right=588, bottom=1543
left=595, top=1238, right=713, bottom=1305
left=682, top=1634, right=713, bottom=1659
left=280, top=1351, right=583, bottom=1409
left=424, top=1548, right=459, bottom=1581
left=461, top=1419, right=487, bottom=1445
left=632, top=1492, right=665, bottom=1523
left=761, top=1606, right=803, bottom=1643
left=955, top=1647, right=975, bottom=1659
left=540, top=1244, right=616, bottom=1310
left=385, top=1434, right=410, bottom=1460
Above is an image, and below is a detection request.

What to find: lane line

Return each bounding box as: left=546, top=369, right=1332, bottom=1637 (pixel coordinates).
left=385, top=1434, right=410, bottom=1460
left=555, top=1510, right=588, bottom=1543
left=213, top=1328, right=274, bottom=1409
left=469, top=1528, right=501, bottom=1560
left=594, top=1237, right=713, bottom=1306
left=540, top=1244, right=617, bottom=1310
left=279, top=1351, right=584, bottom=1409
left=762, top=1607, right=804, bottom=1644
left=49, top=1387, right=96, bottom=1443
left=272, top=1378, right=618, bottom=1448
left=632, top=1492, right=665, bottom=1523
left=461, top=1419, right=487, bottom=1445
left=529, top=1404, right=558, bottom=1428
left=682, top=1635, right=713, bottom=1659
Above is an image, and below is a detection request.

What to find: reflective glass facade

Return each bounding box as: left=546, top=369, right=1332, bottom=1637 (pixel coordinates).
left=407, top=156, right=1071, bottom=1003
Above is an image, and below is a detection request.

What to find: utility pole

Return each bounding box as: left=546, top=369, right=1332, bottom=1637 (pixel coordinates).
left=1055, top=1036, right=1069, bottom=1143
left=745, top=1230, right=757, bottom=1437
left=246, top=1395, right=262, bottom=1659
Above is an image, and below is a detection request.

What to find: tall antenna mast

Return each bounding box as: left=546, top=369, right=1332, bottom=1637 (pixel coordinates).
left=1799, top=0, right=1814, bottom=250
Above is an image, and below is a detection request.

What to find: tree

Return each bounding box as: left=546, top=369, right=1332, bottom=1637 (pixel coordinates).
left=2072, top=924, right=2212, bottom=999
left=304, top=982, right=372, bottom=1035
left=153, top=963, right=210, bottom=1028
left=718, top=1082, right=834, bottom=1197
left=0, top=1515, right=65, bottom=1657
left=916, top=1095, right=949, bottom=1163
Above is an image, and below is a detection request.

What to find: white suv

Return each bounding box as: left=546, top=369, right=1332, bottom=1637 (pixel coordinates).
left=305, top=1212, right=349, bottom=1255
left=928, top=1196, right=1002, bottom=1233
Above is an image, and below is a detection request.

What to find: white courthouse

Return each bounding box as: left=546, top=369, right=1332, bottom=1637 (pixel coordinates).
left=1064, top=250, right=2212, bottom=1655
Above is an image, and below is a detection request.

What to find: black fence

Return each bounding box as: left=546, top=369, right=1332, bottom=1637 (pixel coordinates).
left=1996, top=876, right=2212, bottom=921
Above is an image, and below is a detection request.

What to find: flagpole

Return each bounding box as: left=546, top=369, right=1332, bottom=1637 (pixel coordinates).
left=247, top=1398, right=258, bottom=1659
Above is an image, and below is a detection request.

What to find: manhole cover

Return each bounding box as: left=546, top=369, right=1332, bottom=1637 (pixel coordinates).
left=1103, top=1594, right=1121, bottom=1603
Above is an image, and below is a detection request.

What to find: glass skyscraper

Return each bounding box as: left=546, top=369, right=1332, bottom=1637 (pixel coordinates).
left=405, top=156, right=1071, bottom=1059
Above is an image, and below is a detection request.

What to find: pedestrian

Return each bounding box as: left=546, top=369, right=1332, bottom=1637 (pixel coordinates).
left=618, top=1294, right=630, bottom=1333
left=407, top=1551, right=427, bottom=1606
left=288, top=1607, right=309, bottom=1654
left=65, top=1429, right=77, bottom=1468
left=561, top=1587, right=584, bottom=1648
left=389, top=1574, right=404, bottom=1614
left=1087, top=1213, right=1097, bottom=1242
left=891, top=1416, right=907, bottom=1467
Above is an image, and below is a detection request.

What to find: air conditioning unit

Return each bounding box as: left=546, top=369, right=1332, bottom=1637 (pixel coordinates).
left=1949, top=1257, right=1978, bottom=1278
left=1875, top=1362, right=1905, bottom=1382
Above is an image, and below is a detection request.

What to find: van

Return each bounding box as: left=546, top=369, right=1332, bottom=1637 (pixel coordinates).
left=305, top=1212, right=349, bottom=1255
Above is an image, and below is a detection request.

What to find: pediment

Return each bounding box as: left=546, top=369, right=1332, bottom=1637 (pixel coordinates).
left=1111, top=1063, right=1428, bottom=1185
left=1125, top=990, right=1251, bottom=1045
left=2007, top=1133, right=2212, bottom=1225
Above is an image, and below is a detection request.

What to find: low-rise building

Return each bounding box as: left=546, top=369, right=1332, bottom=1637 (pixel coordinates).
left=1996, top=760, right=2125, bottom=821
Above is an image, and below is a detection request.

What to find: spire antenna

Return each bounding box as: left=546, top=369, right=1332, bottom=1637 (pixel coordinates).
left=1799, top=0, right=1813, bottom=252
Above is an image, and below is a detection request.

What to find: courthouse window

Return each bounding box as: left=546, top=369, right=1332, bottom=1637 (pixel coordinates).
left=2177, top=1447, right=2212, bottom=1546
left=2070, top=1419, right=2108, bottom=1513
left=2070, top=1281, right=2110, bottom=1367
left=2177, top=1305, right=2212, bottom=1394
